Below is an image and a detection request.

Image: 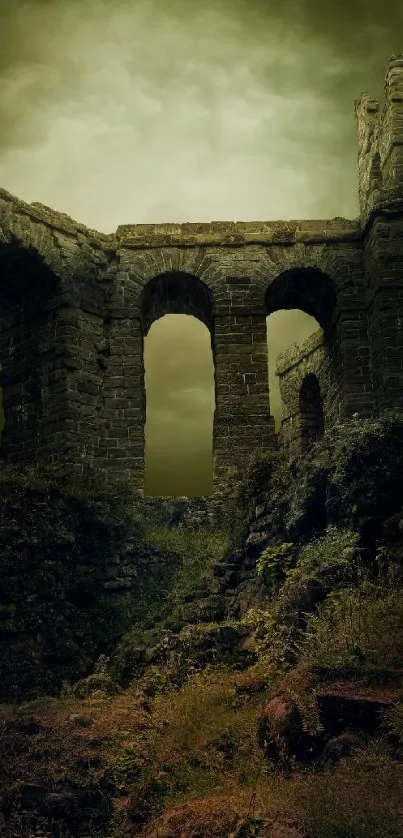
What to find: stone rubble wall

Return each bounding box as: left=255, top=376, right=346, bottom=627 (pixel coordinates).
left=136, top=495, right=218, bottom=530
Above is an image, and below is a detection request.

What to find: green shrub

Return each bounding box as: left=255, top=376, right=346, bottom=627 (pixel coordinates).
left=299, top=582, right=403, bottom=670
left=381, top=701, right=403, bottom=743
left=242, top=605, right=299, bottom=676
left=235, top=450, right=279, bottom=510
left=244, top=529, right=362, bottom=678
left=256, top=543, right=295, bottom=592
left=143, top=523, right=228, bottom=609
left=285, top=527, right=359, bottom=590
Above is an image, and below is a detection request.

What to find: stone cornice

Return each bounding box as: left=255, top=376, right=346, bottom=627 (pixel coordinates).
left=115, top=218, right=361, bottom=248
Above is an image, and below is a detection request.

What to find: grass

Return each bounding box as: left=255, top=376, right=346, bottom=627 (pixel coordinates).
left=293, top=738, right=403, bottom=838
left=142, top=522, right=229, bottom=608
left=298, top=580, right=403, bottom=671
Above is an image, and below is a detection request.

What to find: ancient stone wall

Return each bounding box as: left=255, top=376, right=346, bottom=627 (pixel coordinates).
left=276, top=330, right=327, bottom=456
left=0, top=55, right=402, bottom=502
left=355, top=55, right=403, bottom=410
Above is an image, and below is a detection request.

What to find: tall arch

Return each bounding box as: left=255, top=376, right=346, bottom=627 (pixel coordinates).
left=265, top=267, right=337, bottom=330
left=141, top=272, right=214, bottom=496
left=141, top=271, right=213, bottom=336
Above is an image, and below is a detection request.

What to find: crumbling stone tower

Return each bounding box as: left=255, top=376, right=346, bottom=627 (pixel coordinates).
left=275, top=55, right=403, bottom=456
left=0, top=55, right=402, bottom=498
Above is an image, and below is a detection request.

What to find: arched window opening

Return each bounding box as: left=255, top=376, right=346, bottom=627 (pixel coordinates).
left=299, top=373, right=324, bottom=451
left=266, top=309, right=322, bottom=432
left=265, top=267, right=337, bottom=330
left=265, top=268, right=335, bottom=451
left=370, top=151, right=382, bottom=191
left=143, top=313, right=214, bottom=496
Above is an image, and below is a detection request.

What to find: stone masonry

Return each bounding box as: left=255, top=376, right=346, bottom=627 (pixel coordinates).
left=276, top=330, right=326, bottom=456
left=0, top=55, right=403, bottom=502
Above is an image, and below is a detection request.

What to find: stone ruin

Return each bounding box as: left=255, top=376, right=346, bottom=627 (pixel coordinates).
left=0, top=55, right=403, bottom=506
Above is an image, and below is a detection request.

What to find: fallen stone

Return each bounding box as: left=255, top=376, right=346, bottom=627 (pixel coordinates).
left=259, top=681, right=402, bottom=766
left=258, top=695, right=323, bottom=764
left=68, top=713, right=93, bottom=727
left=72, top=674, right=121, bottom=699
left=318, top=731, right=366, bottom=766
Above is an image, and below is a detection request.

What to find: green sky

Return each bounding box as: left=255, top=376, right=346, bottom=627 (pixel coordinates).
left=0, top=0, right=402, bottom=495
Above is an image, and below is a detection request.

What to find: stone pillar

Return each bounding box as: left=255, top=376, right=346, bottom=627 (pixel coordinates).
left=366, top=216, right=403, bottom=411
left=364, top=57, right=403, bottom=411
left=0, top=281, right=71, bottom=467
left=355, top=93, right=381, bottom=222
left=212, top=311, right=276, bottom=499
left=379, top=55, right=403, bottom=204
left=99, top=318, right=145, bottom=492
left=333, top=309, right=375, bottom=418
left=60, top=313, right=145, bottom=491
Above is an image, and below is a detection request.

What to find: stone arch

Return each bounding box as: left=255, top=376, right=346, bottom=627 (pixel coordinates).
left=141, top=270, right=214, bottom=335
left=0, top=197, right=69, bottom=284
left=265, top=266, right=337, bottom=331
left=117, top=245, right=224, bottom=322
left=264, top=266, right=341, bottom=454
left=299, top=373, right=324, bottom=452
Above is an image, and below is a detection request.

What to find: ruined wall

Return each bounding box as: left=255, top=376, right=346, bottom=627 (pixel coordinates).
left=276, top=330, right=327, bottom=457
left=139, top=496, right=217, bottom=530
left=1, top=55, right=403, bottom=501
left=0, top=198, right=373, bottom=502
left=0, top=243, right=72, bottom=467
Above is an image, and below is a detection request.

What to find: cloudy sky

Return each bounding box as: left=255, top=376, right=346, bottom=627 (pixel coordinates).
left=0, top=0, right=402, bottom=494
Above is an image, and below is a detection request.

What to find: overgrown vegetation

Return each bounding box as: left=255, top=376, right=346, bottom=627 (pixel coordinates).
left=141, top=521, right=228, bottom=616
left=3, top=413, right=403, bottom=836
left=256, top=542, right=295, bottom=593
left=295, top=738, right=403, bottom=838
left=299, top=580, right=403, bottom=671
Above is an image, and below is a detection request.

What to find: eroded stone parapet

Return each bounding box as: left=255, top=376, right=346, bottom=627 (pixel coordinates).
left=276, top=329, right=324, bottom=377
left=116, top=217, right=360, bottom=249
left=381, top=54, right=403, bottom=200
left=0, top=186, right=116, bottom=245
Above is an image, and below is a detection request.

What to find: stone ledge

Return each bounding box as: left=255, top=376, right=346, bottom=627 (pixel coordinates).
left=116, top=218, right=361, bottom=249
left=0, top=186, right=365, bottom=254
